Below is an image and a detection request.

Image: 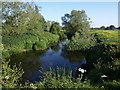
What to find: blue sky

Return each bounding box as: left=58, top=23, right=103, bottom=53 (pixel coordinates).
left=35, top=2, right=118, bottom=27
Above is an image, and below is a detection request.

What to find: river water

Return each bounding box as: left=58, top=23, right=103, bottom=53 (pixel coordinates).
left=9, top=40, right=87, bottom=82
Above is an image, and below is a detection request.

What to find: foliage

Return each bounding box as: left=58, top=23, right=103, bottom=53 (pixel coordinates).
left=2, top=2, right=120, bottom=89
left=46, top=20, right=53, bottom=32
left=21, top=68, right=99, bottom=89
left=92, top=25, right=117, bottom=30
left=62, top=10, right=96, bottom=50
left=100, top=26, right=106, bottom=30
left=109, top=25, right=116, bottom=30
left=86, top=43, right=119, bottom=68
left=88, top=59, right=120, bottom=89
left=103, top=80, right=120, bottom=89
left=85, top=43, right=120, bottom=86
left=85, top=29, right=120, bottom=86
left=2, top=2, right=59, bottom=58
left=90, top=30, right=119, bottom=46
left=62, top=10, right=90, bottom=40
left=35, top=68, right=97, bottom=89
left=2, top=59, right=120, bottom=89
left=118, top=26, right=120, bottom=29
left=49, top=22, right=67, bottom=40
left=2, top=60, right=24, bottom=89
left=66, top=32, right=96, bottom=51
left=50, top=22, right=62, bottom=34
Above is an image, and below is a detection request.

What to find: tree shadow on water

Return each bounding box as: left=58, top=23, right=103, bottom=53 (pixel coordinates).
left=7, top=50, right=45, bottom=83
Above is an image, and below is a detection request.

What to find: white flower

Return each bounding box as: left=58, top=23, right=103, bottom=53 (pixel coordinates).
left=78, top=68, right=86, bottom=73
left=101, top=75, right=107, bottom=78
left=5, top=75, right=9, bottom=80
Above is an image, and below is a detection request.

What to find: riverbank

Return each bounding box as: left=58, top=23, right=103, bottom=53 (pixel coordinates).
left=63, top=29, right=120, bottom=89
left=2, top=31, right=59, bottom=58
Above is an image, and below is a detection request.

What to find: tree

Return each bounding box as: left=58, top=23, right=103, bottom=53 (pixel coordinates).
left=46, top=20, right=55, bottom=31
left=50, top=22, right=62, bottom=34
left=61, top=10, right=90, bottom=40
left=2, top=2, right=47, bottom=49
left=105, top=26, right=110, bottom=30
left=62, top=10, right=96, bottom=50
left=35, top=5, right=40, bottom=14
left=118, top=26, right=120, bottom=30
left=100, top=26, right=105, bottom=30
left=109, top=25, right=115, bottom=30
left=2, top=2, right=46, bottom=34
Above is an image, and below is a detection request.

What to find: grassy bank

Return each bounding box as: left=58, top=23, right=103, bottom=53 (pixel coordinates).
left=2, top=60, right=120, bottom=89
left=66, top=30, right=119, bottom=51
left=2, top=31, right=59, bottom=58
left=64, top=29, right=120, bottom=89
left=90, top=30, right=119, bottom=46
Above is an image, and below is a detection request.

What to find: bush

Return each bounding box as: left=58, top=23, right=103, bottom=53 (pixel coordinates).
left=35, top=68, right=97, bottom=89
left=2, top=60, right=24, bottom=89
left=35, top=40, right=47, bottom=50
left=66, top=32, right=96, bottom=51
left=2, top=31, right=59, bottom=58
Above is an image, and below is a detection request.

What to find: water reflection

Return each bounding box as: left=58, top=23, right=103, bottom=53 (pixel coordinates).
left=9, top=51, right=44, bottom=82
left=9, top=40, right=86, bottom=82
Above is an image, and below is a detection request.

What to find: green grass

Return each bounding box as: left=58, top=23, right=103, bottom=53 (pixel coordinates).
left=2, top=61, right=99, bottom=89
left=90, top=30, right=119, bottom=46
left=2, top=60, right=120, bottom=89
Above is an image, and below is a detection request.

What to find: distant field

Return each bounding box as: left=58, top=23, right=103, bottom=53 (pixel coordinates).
left=90, top=30, right=119, bottom=46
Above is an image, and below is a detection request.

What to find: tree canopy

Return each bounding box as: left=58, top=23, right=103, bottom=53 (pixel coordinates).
left=2, top=2, right=59, bottom=51
left=109, top=25, right=115, bottom=30
left=100, top=26, right=106, bottom=30
left=2, top=2, right=46, bottom=34
left=61, top=10, right=96, bottom=50
left=62, top=10, right=90, bottom=40
left=50, top=22, right=62, bottom=34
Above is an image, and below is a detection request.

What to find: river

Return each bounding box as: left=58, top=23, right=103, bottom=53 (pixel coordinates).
left=9, top=40, right=87, bottom=82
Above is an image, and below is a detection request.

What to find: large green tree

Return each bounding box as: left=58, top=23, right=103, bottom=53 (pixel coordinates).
left=62, top=10, right=96, bottom=50
left=62, top=10, right=90, bottom=40
left=49, top=22, right=62, bottom=34
left=100, top=26, right=106, bottom=30
left=2, top=2, right=59, bottom=52
left=109, top=25, right=115, bottom=30
left=2, top=2, right=46, bottom=34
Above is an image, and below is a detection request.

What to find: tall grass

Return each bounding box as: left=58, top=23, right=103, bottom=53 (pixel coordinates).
left=2, top=61, right=99, bottom=89
left=90, top=30, right=119, bottom=46
left=2, top=59, right=120, bottom=89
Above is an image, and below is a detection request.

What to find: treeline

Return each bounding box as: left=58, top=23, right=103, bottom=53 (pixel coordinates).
left=2, top=2, right=66, bottom=57
left=91, top=25, right=120, bottom=30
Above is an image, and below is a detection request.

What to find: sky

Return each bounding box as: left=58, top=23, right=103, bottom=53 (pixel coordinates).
left=35, top=2, right=118, bottom=27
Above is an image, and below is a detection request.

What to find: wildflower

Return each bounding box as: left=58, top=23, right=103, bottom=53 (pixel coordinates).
left=5, top=75, right=9, bottom=80
left=101, top=75, right=107, bottom=78
left=78, top=68, right=86, bottom=73
left=30, top=83, right=37, bottom=89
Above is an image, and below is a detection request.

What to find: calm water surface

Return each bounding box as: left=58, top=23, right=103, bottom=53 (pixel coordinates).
left=9, top=40, right=87, bottom=82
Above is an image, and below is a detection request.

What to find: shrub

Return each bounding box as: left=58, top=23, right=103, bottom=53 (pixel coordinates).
left=35, top=68, right=97, bottom=89
left=66, top=32, right=96, bottom=51
left=2, top=59, right=24, bottom=89
left=35, top=40, right=47, bottom=50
